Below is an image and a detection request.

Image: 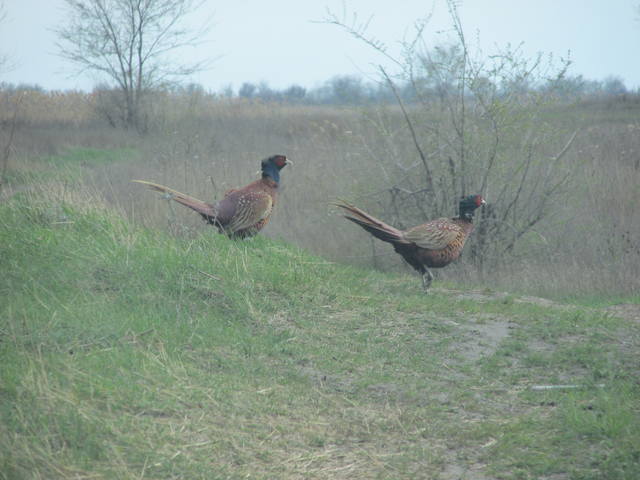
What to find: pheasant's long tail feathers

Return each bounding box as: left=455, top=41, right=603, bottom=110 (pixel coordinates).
left=334, top=200, right=408, bottom=245
left=132, top=180, right=217, bottom=219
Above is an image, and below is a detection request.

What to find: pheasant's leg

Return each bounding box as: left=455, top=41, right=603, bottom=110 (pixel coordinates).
left=422, top=269, right=434, bottom=293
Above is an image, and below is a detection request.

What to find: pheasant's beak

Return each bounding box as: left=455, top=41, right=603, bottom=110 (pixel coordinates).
left=285, top=158, right=293, bottom=166
left=481, top=198, right=486, bottom=205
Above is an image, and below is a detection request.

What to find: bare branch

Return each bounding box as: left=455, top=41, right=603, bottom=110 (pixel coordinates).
left=379, top=66, right=434, bottom=196
left=319, top=1, right=578, bottom=271
left=319, top=7, right=404, bottom=71
left=0, top=92, right=24, bottom=191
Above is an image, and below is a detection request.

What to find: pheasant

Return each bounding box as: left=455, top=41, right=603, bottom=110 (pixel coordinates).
left=134, top=154, right=291, bottom=239
left=335, top=194, right=486, bottom=291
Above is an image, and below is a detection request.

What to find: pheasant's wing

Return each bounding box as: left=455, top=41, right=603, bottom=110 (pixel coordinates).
left=216, top=190, right=273, bottom=234
left=403, top=218, right=462, bottom=250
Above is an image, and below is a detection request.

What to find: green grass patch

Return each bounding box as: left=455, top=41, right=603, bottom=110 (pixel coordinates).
left=3, top=147, right=136, bottom=188
left=39, top=147, right=136, bottom=167
left=1, top=194, right=639, bottom=479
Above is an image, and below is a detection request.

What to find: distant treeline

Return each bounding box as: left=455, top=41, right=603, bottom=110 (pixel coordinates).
left=0, top=73, right=634, bottom=106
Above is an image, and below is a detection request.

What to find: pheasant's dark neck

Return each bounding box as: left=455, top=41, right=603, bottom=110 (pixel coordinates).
left=261, top=164, right=280, bottom=185
left=458, top=204, right=479, bottom=222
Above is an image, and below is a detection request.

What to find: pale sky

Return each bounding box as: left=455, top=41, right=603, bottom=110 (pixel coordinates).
left=1, top=0, right=638, bottom=92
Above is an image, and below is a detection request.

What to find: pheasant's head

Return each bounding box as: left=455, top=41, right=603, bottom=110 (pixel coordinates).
left=459, top=194, right=486, bottom=220
left=261, top=154, right=292, bottom=184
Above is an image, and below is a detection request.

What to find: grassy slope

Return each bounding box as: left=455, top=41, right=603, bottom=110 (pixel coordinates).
left=1, top=151, right=639, bottom=479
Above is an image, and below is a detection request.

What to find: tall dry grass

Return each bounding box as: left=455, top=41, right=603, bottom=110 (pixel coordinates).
left=3, top=89, right=639, bottom=298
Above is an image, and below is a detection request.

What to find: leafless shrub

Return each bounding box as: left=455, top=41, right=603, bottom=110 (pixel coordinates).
left=324, top=0, right=578, bottom=275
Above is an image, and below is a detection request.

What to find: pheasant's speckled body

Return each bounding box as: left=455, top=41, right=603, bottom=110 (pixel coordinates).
left=134, top=155, right=291, bottom=239
left=335, top=195, right=485, bottom=292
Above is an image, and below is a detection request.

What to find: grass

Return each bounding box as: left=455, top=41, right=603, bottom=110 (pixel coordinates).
left=1, top=163, right=639, bottom=478
left=4, top=95, right=640, bottom=298
left=3, top=147, right=136, bottom=187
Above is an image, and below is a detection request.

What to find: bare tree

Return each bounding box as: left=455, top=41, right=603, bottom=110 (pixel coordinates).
left=55, top=0, right=213, bottom=131
left=324, top=0, right=577, bottom=275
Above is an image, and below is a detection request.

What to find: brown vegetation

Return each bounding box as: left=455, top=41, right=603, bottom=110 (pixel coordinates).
left=2, top=88, right=639, bottom=298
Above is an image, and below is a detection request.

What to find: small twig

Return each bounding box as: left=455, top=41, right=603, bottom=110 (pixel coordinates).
left=530, top=384, right=605, bottom=391
left=121, top=328, right=155, bottom=343
left=552, top=129, right=579, bottom=162
left=196, top=269, right=220, bottom=281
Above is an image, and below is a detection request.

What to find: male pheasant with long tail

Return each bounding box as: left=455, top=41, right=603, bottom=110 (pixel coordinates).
left=134, top=154, right=291, bottom=239
left=335, top=195, right=485, bottom=292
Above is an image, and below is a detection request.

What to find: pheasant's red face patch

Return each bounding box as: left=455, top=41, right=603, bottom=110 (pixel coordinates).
left=274, top=155, right=288, bottom=167
left=474, top=195, right=485, bottom=207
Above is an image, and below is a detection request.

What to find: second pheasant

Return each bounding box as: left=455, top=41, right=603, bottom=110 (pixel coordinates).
left=335, top=195, right=485, bottom=292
